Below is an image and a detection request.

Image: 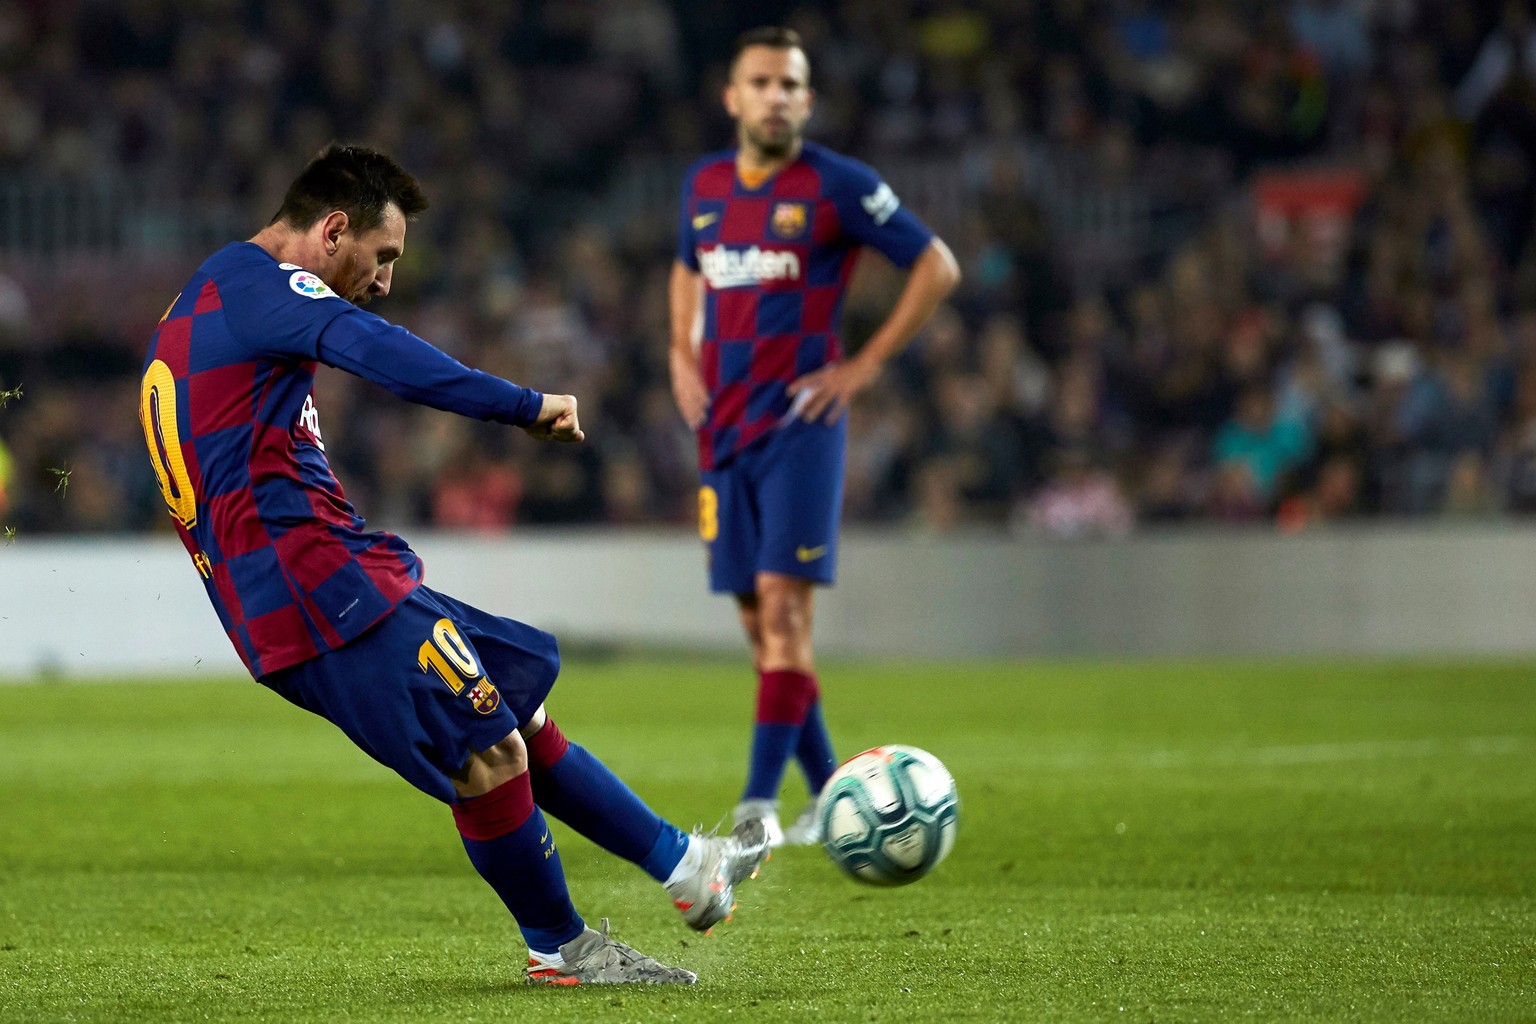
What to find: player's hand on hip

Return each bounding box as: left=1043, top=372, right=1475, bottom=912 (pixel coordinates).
left=788, top=361, right=874, bottom=424
left=525, top=393, right=585, bottom=442
left=669, top=350, right=710, bottom=429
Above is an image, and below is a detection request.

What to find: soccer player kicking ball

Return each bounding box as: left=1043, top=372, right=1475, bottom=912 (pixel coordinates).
left=138, top=145, right=766, bottom=986
left=669, top=28, right=961, bottom=847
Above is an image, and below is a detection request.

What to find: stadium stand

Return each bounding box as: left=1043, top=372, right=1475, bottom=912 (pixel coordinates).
left=3, top=0, right=1536, bottom=536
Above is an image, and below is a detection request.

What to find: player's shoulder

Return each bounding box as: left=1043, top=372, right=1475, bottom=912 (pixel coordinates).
left=685, top=147, right=735, bottom=175
left=201, top=240, right=276, bottom=282
left=683, top=148, right=737, bottom=193
left=797, top=141, right=884, bottom=190
left=205, top=242, right=347, bottom=306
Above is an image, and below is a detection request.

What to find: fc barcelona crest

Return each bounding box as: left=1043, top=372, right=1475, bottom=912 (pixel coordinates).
left=467, top=680, right=501, bottom=715
left=771, top=202, right=808, bottom=238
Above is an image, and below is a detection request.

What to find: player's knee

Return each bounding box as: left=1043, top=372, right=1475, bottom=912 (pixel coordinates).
left=517, top=704, right=549, bottom=738
left=449, top=730, right=529, bottom=798
left=757, top=592, right=810, bottom=644
left=481, top=731, right=529, bottom=772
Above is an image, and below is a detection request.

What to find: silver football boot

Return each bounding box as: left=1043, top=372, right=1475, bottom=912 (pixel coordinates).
left=666, top=818, right=770, bottom=932
left=525, top=918, right=696, bottom=985
left=731, top=797, right=785, bottom=848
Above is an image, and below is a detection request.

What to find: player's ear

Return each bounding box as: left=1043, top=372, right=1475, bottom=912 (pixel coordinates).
left=723, top=80, right=741, bottom=118
left=319, top=210, right=350, bottom=256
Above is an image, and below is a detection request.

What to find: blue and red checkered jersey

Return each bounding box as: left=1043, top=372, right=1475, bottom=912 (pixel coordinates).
left=676, top=141, right=934, bottom=469
left=139, top=242, right=544, bottom=678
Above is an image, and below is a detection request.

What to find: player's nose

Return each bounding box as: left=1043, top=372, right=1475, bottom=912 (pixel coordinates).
left=373, top=265, right=392, bottom=297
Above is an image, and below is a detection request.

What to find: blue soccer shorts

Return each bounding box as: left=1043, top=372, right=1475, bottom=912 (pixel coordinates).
left=258, top=584, right=560, bottom=803
left=699, top=416, right=847, bottom=596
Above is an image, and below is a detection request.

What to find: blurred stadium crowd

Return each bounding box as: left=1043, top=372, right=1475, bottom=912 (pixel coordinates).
left=5, top=0, right=1536, bottom=536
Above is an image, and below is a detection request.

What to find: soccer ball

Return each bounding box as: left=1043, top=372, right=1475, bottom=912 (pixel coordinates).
left=818, top=744, right=959, bottom=886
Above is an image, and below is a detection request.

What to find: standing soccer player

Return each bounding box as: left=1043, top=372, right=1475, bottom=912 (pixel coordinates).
left=139, top=145, right=766, bottom=986
left=669, top=28, right=961, bottom=846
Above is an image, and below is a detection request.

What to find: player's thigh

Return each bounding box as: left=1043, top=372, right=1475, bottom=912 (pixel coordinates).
left=258, top=587, right=526, bottom=804
left=700, top=460, right=759, bottom=596
left=428, top=588, right=562, bottom=727
left=756, top=417, right=847, bottom=585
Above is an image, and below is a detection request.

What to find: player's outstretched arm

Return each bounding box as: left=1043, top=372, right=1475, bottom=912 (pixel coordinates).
left=316, top=311, right=548, bottom=428
left=524, top=393, right=585, bottom=443
left=790, top=237, right=961, bottom=423
left=317, top=309, right=585, bottom=443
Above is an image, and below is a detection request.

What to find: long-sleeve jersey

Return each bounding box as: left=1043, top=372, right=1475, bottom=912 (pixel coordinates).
left=676, top=141, right=934, bottom=470
left=138, top=241, right=543, bottom=677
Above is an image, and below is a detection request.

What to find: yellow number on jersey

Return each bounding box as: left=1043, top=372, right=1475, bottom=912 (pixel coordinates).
left=139, top=359, right=198, bottom=528
left=417, top=618, right=483, bottom=692
left=698, top=485, right=719, bottom=542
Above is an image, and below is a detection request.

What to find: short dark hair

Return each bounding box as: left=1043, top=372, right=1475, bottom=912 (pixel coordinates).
left=271, top=144, right=429, bottom=232
left=729, top=26, right=805, bottom=76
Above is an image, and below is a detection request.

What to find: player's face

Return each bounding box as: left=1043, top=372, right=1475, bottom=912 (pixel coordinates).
left=726, top=45, right=813, bottom=159
left=333, top=203, right=406, bottom=305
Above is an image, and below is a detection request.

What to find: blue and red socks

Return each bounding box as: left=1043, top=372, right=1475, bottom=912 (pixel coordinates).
left=526, top=717, right=690, bottom=883
left=795, top=697, right=837, bottom=796
left=452, top=772, right=583, bottom=955
left=743, top=668, right=820, bottom=801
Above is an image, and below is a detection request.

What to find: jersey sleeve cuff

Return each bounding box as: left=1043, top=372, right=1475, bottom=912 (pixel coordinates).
left=513, top=388, right=544, bottom=427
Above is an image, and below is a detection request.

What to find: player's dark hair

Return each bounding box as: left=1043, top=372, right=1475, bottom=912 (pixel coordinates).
left=729, top=26, right=806, bottom=76
left=271, top=144, right=429, bottom=232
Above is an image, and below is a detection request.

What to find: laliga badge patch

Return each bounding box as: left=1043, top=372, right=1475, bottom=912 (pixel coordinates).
left=289, top=270, right=334, bottom=299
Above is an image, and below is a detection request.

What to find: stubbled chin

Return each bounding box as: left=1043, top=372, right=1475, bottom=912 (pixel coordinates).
left=756, top=134, right=793, bottom=157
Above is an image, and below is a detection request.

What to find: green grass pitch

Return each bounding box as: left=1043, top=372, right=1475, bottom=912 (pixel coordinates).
left=1, top=659, right=1533, bottom=1023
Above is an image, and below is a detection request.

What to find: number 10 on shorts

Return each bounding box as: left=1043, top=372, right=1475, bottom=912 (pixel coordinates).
left=417, top=617, right=482, bottom=692
left=417, top=617, right=502, bottom=715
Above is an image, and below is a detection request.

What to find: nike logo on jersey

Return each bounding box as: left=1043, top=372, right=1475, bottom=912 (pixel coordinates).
left=692, top=212, right=719, bottom=230
left=796, top=545, right=827, bottom=563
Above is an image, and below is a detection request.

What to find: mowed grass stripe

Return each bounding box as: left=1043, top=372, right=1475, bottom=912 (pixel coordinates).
left=1, top=660, right=1532, bottom=1023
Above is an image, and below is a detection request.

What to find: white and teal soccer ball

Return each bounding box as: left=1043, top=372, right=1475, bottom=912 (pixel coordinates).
left=818, top=744, right=959, bottom=886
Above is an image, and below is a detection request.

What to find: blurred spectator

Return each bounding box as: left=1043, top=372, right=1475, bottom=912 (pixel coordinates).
left=910, top=456, right=965, bottom=534
left=1290, top=0, right=1373, bottom=82
left=844, top=386, right=916, bottom=523
left=1017, top=445, right=1133, bottom=538
left=1455, top=1, right=1536, bottom=121
left=1442, top=449, right=1499, bottom=517
left=1138, top=441, right=1202, bottom=524
left=1212, top=386, right=1314, bottom=502
left=1277, top=453, right=1363, bottom=531
left=926, top=371, right=1025, bottom=524
left=431, top=446, right=523, bottom=531
left=1206, top=461, right=1268, bottom=523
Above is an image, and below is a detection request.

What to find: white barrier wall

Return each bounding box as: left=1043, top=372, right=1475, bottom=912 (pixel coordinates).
left=2, top=525, right=1536, bottom=678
